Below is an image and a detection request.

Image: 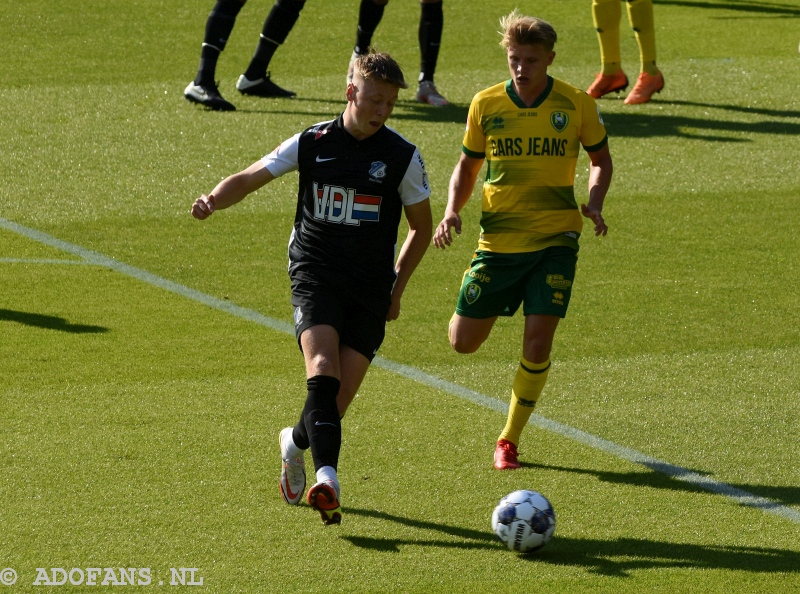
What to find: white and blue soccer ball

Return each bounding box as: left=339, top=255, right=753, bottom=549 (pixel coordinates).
left=491, top=490, right=556, bottom=553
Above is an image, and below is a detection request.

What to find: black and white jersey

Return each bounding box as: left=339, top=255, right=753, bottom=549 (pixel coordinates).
left=262, top=114, right=430, bottom=286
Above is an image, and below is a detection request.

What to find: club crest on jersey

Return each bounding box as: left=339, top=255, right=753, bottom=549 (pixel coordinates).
left=465, top=282, right=481, bottom=305
left=313, top=126, right=330, bottom=140
left=550, top=111, right=568, bottom=132
left=369, top=161, right=387, bottom=182
left=312, top=182, right=381, bottom=225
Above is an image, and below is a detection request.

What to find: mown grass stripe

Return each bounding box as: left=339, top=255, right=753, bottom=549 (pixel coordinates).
left=3, top=215, right=798, bottom=525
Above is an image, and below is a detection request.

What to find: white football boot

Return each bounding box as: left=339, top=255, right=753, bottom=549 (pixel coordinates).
left=416, top=80, right=449, bottom=107
left=279, top=427, right=306, bottom=505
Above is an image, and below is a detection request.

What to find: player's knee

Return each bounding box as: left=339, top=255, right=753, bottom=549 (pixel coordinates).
left=306, top=353, right=336, bottom=378
left=522, top=339, right=553, bottom=364
left=449, top=332, right=481, bottom=354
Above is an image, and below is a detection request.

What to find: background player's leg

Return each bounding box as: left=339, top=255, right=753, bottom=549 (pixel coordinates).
left=586, top=0, right=629, bottom=99
left=237, top=0, right=305, bottom=97
left=415, top=0, right=448, bottom=106
left=624, top=0, right=665, bottom=104
left=354, top=0, right=388, bottom=55
left=626, top=0, right=658, bottom=75
left=184, top=0, right=244, bottom=111
left=418, top=0, right=443, bottom=83
left=592, top=0, right=622, bottom=76
left=347, top=0, right=389, bottom=83
left=196, top=0, right=245, bottom=85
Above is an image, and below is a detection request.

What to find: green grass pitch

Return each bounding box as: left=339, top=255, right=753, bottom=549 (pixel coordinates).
left=1, top=0, right=799, bottom=591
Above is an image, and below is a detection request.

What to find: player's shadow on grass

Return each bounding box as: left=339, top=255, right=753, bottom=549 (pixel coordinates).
left=233, top=97, right=469, bottom=125
left=540, top=536, right=800, bottom=577
left=601, top=110, right=800, bottom=141
left=0, top=309, right=108, bottom=334
left=231, top=96, right=341, bottom=118
left=655, top=0, right=800, bottom=19
left=344, top=507, right=800, bottom=576
left=521, top=462, right=800, bottom=507
left=391, top=101, right=469, bottom=125
left=664, top=99, right=800, bottom=120
left=344, top=506, right=499, bottom=553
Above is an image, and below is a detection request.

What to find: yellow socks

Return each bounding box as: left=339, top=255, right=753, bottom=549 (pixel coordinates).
left=592, top=0, right=622, bottom=75
left=593, top=0, right=659, bottom=76
left=626, top=0, right=659, bottom=75
left=499, top=357, right=551, bottom=446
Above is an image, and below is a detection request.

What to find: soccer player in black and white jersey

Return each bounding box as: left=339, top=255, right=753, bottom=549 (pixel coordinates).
left=191, top=52, right=432, bottom=525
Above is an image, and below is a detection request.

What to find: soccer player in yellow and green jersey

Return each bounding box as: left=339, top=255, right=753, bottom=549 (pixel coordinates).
left=462, top=76, right=608, bottom=254
left=434, top=10, right=613, bottom=470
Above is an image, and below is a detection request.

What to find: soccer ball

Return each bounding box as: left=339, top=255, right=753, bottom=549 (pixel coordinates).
left=491, top=490, right=556, bottom=553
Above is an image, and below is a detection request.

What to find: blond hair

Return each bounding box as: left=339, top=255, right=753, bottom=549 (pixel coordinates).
left=352, top=51, right=408, bottom=89
left=499, top=10, right=557, bottom=52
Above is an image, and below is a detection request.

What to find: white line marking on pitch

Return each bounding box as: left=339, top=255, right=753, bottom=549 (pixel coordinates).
left=0, top=258, right=94, bottom=265
left=2, top=215, right=798, bottom=525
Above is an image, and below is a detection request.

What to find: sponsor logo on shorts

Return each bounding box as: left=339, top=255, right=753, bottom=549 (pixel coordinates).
left=546, top=274, right=572, bottom=290
left=552, top=291, right=564, bottom=306
left=465, top=282, right=481, bottom=304
left=467, top=269, right=491, bottom=283
left=294, top=307, right=303, bottom=326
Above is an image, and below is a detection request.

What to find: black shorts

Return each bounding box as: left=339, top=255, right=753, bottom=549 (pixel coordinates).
left=290, top=267, right=392, bottom=361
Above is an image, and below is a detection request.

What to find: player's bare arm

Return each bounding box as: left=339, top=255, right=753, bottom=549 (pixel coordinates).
left=388, top=198, right=433, bottom=321
left=433, top=153, right=484, bottom=249
left=191, top=161, right=276, bottom=220
left=581, top=144, right=613, bottom=236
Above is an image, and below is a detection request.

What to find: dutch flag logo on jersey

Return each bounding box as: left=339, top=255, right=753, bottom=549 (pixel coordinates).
left=313, top=183, right=382, bottom=225
left=351, top=193, right=380, bottom=221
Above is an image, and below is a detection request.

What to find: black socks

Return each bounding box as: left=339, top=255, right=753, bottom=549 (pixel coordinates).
left=292, top=375, right=341, bottom=472
left=418, top=0, right=443, bottom=82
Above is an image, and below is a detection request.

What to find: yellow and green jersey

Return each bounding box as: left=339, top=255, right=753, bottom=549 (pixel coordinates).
left=462, top=76, right=608, bottom=253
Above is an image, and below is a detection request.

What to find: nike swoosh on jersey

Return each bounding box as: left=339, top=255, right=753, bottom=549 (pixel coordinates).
left=316, top=156, right=336, bottom=162
left=314, top=421, right=338, bottom=427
